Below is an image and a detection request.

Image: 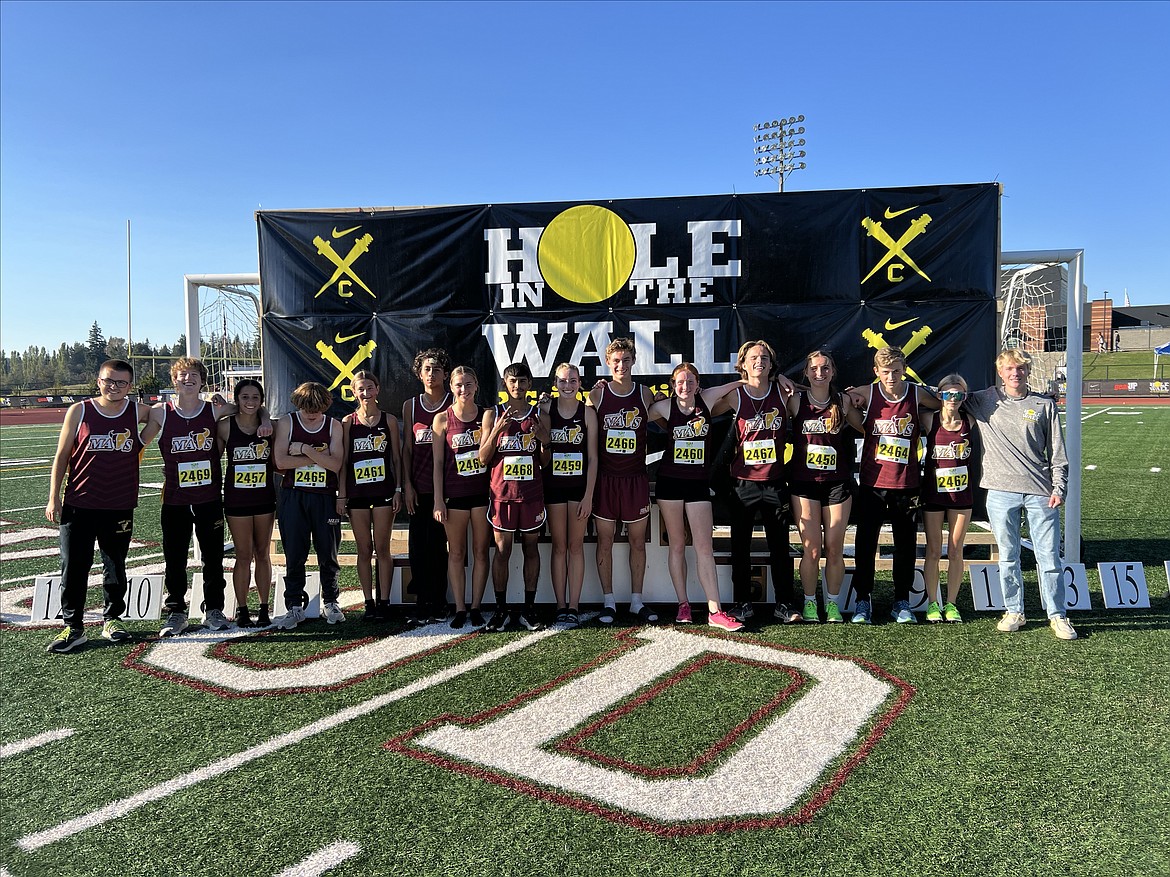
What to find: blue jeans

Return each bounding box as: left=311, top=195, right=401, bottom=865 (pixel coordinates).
left=985, top=490, right=1064, bottom=618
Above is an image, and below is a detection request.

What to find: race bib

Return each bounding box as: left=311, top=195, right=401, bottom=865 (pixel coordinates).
left=177, top=459, right=213, bottom=487
left=673, top=440, right=704, bottom=465
left=875, top=435, right=911, bottom=465
left=502, top=455, right=534, bottom=481
left=353, top=460, right=385, bottom=485
left=455, top=450, right=484, bottom=477
left=742, top=439, right=777, bottom=466
left=936, top=466, right=969, bottom=493
left=551, top=452, right=583, bottom=476
left=605, top=430, right=637, bottom=454
left=233, top=463, right=266, bottom=489
left=805, top=446, right=837, bottom=472
left=293, top=464, right=328, bottom=487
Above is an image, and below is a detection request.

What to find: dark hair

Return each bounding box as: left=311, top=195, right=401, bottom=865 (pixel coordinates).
left=99, top=359, right=134, bottom=379
left=502, top=361, right=532, bottom=381
left=413, top=348, right=452, bottom=378
left=233, top=378, right=264, bottom=403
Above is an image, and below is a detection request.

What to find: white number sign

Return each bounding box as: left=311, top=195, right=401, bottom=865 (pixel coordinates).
left=191, top=573, right=237, bottom=620
left=967, top=563, right=1005, bottom=611
left=274, top=571, right=321, bottom=618
left=30, top=576, right=63, bottom=624
left=825, top=572, right=857, bottom=612
left=1097, top=562, right=1150, bottom=609
left=122, top=575, right=164, bottom=621
left=1061, top=563, right=1092, bottom=611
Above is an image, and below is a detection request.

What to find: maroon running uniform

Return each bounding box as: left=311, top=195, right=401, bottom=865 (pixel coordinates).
left=64, top=398, right=144, bottom=510
left=922, top=415, right=975, bottom=509
left=343, top=411, right=397, bottom=501
left=789, top=391, right=854, bottom=485
left=283, top=414, right=338, bottom=493
left=729, top=385, right=788, bottom=483
left=595, top=383, right=648, bottom=477
left=859, top=384, right=921, bottom=490
left=159, top=401, right=221, bottom=505
left=546, top=399, right=588, bottom=494
left=657, top=396, right=715, bottom=482
left=408, top=392, right=450, bottom=495
left=442, top=406, right=488, bottom=499
left=223, top=416, right=275, bottom=510
left=488, top=404, right=544, bottom=504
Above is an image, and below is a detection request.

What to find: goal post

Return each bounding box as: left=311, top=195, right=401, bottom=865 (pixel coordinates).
left=183, top=273, right=262, bottom=395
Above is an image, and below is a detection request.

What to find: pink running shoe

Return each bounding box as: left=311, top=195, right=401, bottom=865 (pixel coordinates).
left=675, top=602, right=692, bottom=624
left=708, top=610, right=745, bottom=632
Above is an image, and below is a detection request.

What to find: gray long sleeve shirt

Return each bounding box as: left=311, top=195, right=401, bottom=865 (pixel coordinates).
left=964, top=387, right=1068, bottom=499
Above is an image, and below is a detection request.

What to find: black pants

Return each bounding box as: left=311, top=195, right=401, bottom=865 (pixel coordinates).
left=58, top=504, right=133, bottom=629
left=162, top=500, right=226, bottom=613
left=852, top=486, right=919, bottom=602
left=408, top=492, right=449, bottom=608
left=728, top=480, right=796, bottom=606
left=277, top=489, right=341, bottom=606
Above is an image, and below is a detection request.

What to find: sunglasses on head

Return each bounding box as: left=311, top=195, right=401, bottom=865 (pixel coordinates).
left=940, top=390, right=966, bottom=402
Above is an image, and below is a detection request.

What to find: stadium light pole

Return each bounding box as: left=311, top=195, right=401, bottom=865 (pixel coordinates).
left=753, top=115, right=807, bottom=192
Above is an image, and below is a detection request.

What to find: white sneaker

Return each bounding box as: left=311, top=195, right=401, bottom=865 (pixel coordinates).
left=204, top=608, right=231, bottom=631
left=997, top=612, right=1027, bottom=632
left=323, top=602, right=345, bottom=624
left=276, top=606, right=307, bottom=630
left=1049, top=616, right=1078, bottom=641
left=160, top=612, right=189, bottom=637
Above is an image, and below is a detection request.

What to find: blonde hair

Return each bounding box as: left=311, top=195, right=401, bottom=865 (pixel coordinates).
left=350, top=369, right=379, bottom=389
left=450, top=365, right=478, bottom=385
left=605, top=337, right=637, bottom=359
left=873, top=346, right=906, bottom=369
left=995, top=349, right=1031, bottom=369
left=735, top=340, right=777, bottom=379
left=290, top=382, right=332, bottom=413
left=938, top=372, right=969, bottom=392
left=554, top=362, right=581, bottom=380
left=170, top=357, right=208, bottom=386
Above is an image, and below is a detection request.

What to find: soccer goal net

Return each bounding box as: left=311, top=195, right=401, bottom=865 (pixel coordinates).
left=183, top=274, right=262, bottom=396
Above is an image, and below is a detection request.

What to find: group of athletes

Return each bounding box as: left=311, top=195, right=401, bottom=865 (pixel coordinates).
left=45, top=334, right=1077, bottom=653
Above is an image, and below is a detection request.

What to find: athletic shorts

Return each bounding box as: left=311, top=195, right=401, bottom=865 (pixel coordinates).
left=594, top=472, right=651, bottom=524
left=225, top=502, right=277, bottom=518
left=788, top=478, right=856, bottom=507
left=544, top=482, right=587, bottom=506
left=346, top=495, right=396, bottom=510
left=922, top=502, right=973, bottom=513
left=655, top=475, right=711, bottom=504
left=445, top=493, right=489, bottom=512
left=488, top=499, right=547, bottom=533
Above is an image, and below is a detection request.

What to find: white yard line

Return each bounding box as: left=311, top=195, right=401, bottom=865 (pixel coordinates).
left=1, top=728, right=76, bottom=759
left=17, top=631, right=556, bottom=852
left=274, top=841, right=361, bottom=877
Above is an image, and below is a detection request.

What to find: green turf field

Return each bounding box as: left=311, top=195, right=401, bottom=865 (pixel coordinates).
left=1, top=407, right=1167, bottom=877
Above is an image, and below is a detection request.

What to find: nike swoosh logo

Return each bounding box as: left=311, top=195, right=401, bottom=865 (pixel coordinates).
left=884, top=318, right=918, bottom=331
left=884, top=206, right=918, bottom=219
left=335, top=332, right=365, bottom=343
left=332, top=225, right=361, bottom=239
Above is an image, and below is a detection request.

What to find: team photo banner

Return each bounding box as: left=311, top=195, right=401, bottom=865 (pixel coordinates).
left=257, top=183, right=999, bottom=416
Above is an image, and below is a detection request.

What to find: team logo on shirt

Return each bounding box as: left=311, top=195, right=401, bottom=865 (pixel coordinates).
left=872, top=414, right=914, bottom=437
left=1024, top=408, right=1041, bottom=422
left=353, top=433, right=388, bottom=453
left=549, top=424, right=584, bottom=445
left=672, top=415, right=708, bottom=439
left=802, top=414, right=839, bottom=435
left=232, top=440, right=270, bottom=461
left=170, top=429, right=214, bottom=453
left=743, top=408, right=783, bottom=432
left=87, top=429, right=135, bottom=453
left=414, top=427, right=434, bottom=445
left=932, top=440, right=971, bottom=460
left=450, top=428, right=483, bottom=449
left=499, top=431, right=538, bottom=453
left=603, top=409, right=642, bottom=430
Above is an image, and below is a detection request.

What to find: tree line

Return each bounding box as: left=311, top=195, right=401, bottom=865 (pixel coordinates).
left=1, top=322, right=259, bottom=396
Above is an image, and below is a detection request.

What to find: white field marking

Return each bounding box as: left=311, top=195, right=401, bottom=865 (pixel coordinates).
left=1080, top=408, right=1110, bottom=421
left=1, top=865, right=14, bottom=877
left=274, top=840, right=361, bottom=877
left=1108, top=411, right=1144, bottom=415
left=1, top=527, right=60, bottom=545
left=1085, top=465, right=1098, bottom=471
left=1153, top=468, right=1163, bottom=473
left=0, top=458, right=53, bottom=467
left=418, top=627, right=893, bottom=821
left=0, top=505, right=57, bottom=514
left=16, top=630, right=556, bottom=852
left=2, top=540, right=149, bottom=562
left=1, top=728, right=76, bottom=759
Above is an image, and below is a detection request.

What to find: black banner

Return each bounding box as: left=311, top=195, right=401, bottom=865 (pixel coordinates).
left=257, top=184, right=999, bottom=417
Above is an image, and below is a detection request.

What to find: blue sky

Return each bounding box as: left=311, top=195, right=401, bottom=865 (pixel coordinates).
left=2, top=0, right=1167, bottom=353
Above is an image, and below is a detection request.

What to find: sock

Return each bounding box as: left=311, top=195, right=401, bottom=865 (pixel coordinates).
left=630, top=594, right=645, bottom=613
left=804, top=595, right=817, bottom=605
left=604, top=594, right=616, bottom=610
left=524, top=590, right=537, bottom=609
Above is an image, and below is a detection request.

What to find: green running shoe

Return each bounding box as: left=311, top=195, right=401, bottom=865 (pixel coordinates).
left=802, top=600, right=820, bottom=623
left=943, top=602, right=964, bottom=623
left=925, top=600, right=943, bottom=623
left=825, top=601, right=844, bottom=623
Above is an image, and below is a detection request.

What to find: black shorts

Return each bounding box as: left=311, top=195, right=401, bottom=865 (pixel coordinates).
left=655, top=475, right=712, bottom=504
left=225, top=502, right=277, bottom=518
left=544, top=482, right=587, bottom=506
left=445, top=493, right=489, bottom=512
left=788, top=478, right=856, bottom=507
left=922, top=502, right=973, bottom=513
left=347, top=495, right=396, bottom=510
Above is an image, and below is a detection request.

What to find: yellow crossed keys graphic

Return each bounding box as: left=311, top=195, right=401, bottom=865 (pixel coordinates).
left=313, top=233, right=375, bottom=298
left=862, top=324, right=932, bottom=384
left=316, top=339, right=377, bottom=391
left=861, top=214, right=932, bottom=284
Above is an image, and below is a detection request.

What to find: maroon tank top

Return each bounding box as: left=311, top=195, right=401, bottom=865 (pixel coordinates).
left=546, top=399, right=588, bottom=491
left=344, top=411, right=397, bottom=500
left=408, top=393, right=450, bottom=495
left=859, top=384, right=921, bottom=490
left=64, top=398, right=143, bottom=510
left=789, top=391, right=853, bottom=485
left=729, top=384, right=788, bottom=483
left=159, top=401, right=221, bottom=506
left=488, top=403, right=544, bottom=504
left=923, top=414, right=974, bottom=507
left=283, top=413, right=338, bottom=493
left=595, top=383, right=648, bottom=478
left=656, top=395, right=714, bottom=482
left=442, top=405, right=488, bottom=499
left=223, top=416, right=275, bottom=509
